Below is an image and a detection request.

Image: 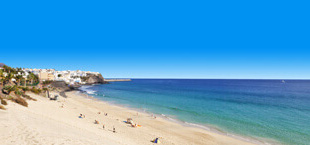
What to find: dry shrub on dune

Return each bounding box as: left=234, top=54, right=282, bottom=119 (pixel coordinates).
left=13, top=97, right=28, bottom=107
left=7, top=96, right=13, bottom=100
left=0, top=105, right=5, bottom=110
left=30, top=87, right=42, bottom=95
left=22, top=94, right=37, bottom=101
left=1, top=98, right=7, bottom=105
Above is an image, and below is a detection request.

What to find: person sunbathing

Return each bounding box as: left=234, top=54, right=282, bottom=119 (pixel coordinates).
left=95, top=120, right=99, bottom=124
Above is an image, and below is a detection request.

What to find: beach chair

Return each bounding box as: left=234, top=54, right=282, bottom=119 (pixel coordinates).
left=54, top=95, right=59, bottom=100
left=152, top=138, right=160, bottom=144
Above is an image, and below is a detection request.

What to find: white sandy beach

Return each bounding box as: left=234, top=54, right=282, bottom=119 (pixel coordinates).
left=0, top=91, right=257, bottom=145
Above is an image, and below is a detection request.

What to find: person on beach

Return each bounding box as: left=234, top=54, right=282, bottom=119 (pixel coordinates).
left=113, top=126, right=116, bottom=133
left=95, top=120, right=99, bottom=124
left=103, top=124, right=105, bottom=129
left=79, top=114, right=83, bottom=118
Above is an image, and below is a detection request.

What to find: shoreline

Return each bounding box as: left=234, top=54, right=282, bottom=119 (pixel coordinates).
left=75, top=90, right=278, bottom=145
left=0, top=90, right=273, bottom=145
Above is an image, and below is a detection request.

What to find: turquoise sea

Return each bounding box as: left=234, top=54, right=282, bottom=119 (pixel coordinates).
left=80, top=79, right=310, bottom=145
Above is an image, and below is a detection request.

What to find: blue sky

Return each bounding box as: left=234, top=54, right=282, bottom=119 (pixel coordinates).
left=1, top=0, right=309, bottom=79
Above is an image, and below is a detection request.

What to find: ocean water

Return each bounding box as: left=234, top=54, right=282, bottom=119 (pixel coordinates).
left=80, top=79, right=310, bottom=145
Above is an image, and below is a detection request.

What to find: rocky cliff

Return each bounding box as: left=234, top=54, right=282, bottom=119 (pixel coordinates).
left=82, top=73, right=108, bottom=85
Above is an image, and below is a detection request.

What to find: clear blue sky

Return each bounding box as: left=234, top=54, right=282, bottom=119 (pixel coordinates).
left=1, top=0, right=309, bottom=79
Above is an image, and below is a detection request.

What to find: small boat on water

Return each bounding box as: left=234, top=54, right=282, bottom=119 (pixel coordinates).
left=282, top=80, right=285, bottom=83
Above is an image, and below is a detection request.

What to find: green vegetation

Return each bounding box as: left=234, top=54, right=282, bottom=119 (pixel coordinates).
left=0, top=69, right=4, bottom=87
left=1, top=65, right=39, bottom=87
left=3, top=85, right=17, bottom=95
left=31, top=87, right=42, bottom=94
left=15, top=75, right=23, bottom=86
left=43, top=80, right=53, bottom=86
left=0, top=65, right=41, bottom=108
left=20, top=86, right=30, bottom=93
left=14, top=90, right=23, bottom=96
left=27, top=73, right=39, bottom=85
left=7, top=96, right=13, bottom=100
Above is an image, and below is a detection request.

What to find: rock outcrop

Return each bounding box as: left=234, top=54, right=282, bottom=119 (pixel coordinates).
left=83, top=74, right=108, bottom=85
left=50, top=81, right=72, bottom=91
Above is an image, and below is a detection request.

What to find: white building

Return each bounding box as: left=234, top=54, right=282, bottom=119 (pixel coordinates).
left=22, top=68, right=100, bottom=85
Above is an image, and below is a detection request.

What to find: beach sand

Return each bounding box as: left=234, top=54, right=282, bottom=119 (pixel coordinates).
left=0, top=91, right=256, bottom=145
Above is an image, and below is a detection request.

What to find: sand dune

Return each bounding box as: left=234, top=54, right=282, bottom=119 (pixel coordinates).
left=0, top=91, right=256, bottom=145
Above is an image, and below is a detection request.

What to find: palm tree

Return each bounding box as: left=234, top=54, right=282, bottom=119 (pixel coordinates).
left=27, top=74, right=34, bottom=85
left=3, top=73, right=14, bottom=86
left=24, top=77, right=27, bottom=87
left=2, top=65, right=14, bottom=74
left=27, top=73, right=38, bottom=85
left=15, top=75, right=23, bottom=86
left=2, top=65, right=9, bottom=73
left=21, top=86, right=29, bottom=93
left=17, top=69, right=26, bottom=86
left=33, top=74, right=39, bottom=85
left=0, top=70, right=4, bottom=87
left=11, top=68, right=17, bottom=75
left=3, top=85, right=17, bottom=95
left=0, top=78, right=4, bottom=88
left=16, top=67, right=22, bottom=72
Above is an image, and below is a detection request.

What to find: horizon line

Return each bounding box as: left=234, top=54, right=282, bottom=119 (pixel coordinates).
left=105, top=78, right=310, bottom=80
